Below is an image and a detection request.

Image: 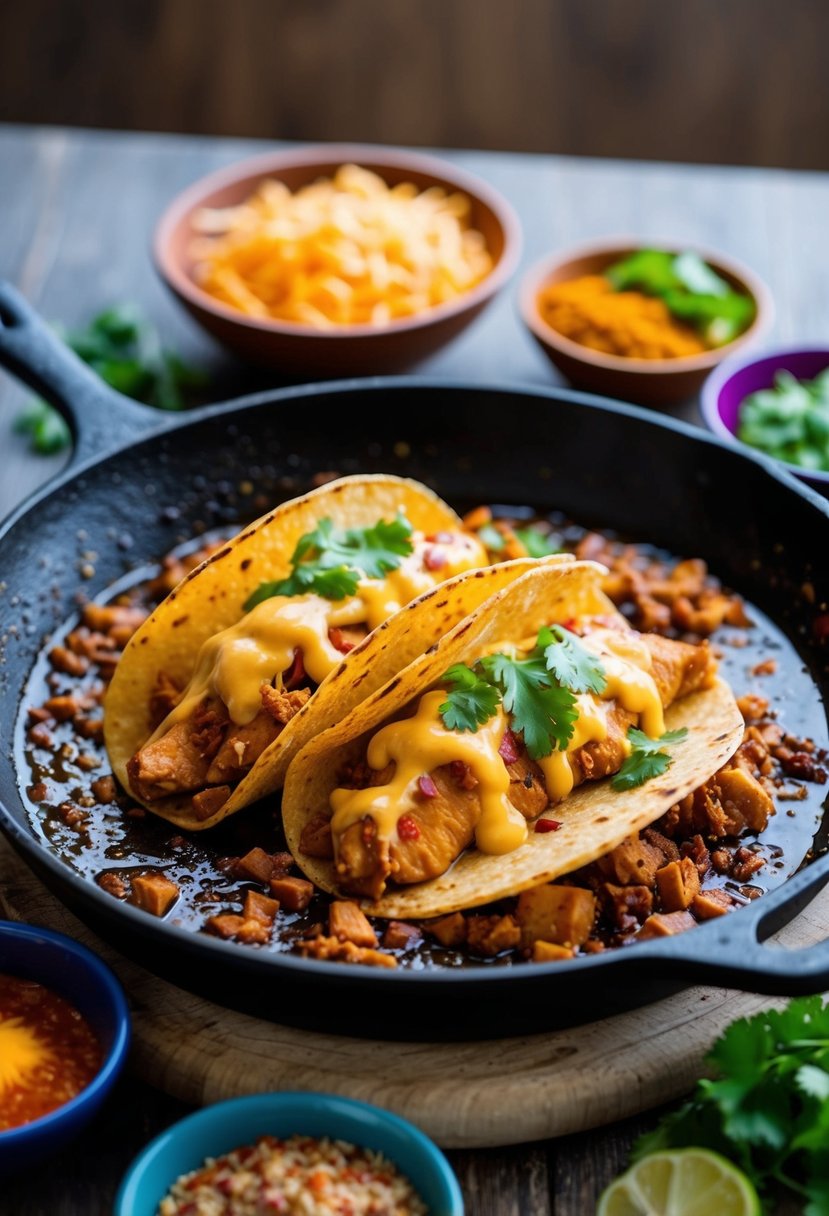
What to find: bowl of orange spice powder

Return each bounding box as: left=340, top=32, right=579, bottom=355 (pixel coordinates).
left=519, top=240, right=773, bottom=406
left=0, top=920, right=130, bottom=1171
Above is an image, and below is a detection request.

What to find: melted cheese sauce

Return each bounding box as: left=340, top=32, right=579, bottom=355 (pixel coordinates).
left=538, top=627, right=665, bottom=801
left=329, top=624, right=666, bottom=860
left=151, top=529, right=486, bottom=736
left=330, top=691, right=529, bottom=854
left=358, top=533, right=485, bottom=631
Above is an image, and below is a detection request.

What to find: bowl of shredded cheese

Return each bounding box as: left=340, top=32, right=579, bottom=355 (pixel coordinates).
left=519, top=238, right=772, bottom=407
left=155, top=145, right=521, bottom=374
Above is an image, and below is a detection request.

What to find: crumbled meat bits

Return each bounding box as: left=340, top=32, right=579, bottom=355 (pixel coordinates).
left=17, top=515, right=829, bottom=970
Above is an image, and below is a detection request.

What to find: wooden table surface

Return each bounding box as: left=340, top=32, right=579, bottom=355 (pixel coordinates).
left=2, top=123, right=826, bottom=1214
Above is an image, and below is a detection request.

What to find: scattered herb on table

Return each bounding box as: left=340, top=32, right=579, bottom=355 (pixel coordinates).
left=606, top=249, right=755, bottom=346
left=737, top=368, right=829, bottom=472
left=244, top=514, right=414, bottom=610
left=610, top=726, right=688, bottom=791
left=13, top=305, right=208, bottom=455
left=13, top=399, right=73, bottom=455
left=633, top=995, right=829, bottom=1214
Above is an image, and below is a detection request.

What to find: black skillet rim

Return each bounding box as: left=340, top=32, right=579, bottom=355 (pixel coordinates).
left=3, top=374, right=829, bottom=991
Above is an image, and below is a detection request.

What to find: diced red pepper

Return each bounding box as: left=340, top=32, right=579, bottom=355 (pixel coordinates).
left=417, top=773, right=438, bottom=798
left=426, top=530, right=455, bottom=544
left=535, top=817, right=562, bottom=833
left=398, top=814, right=421, bottom=840
left=449, top=760, right=478, bottom=789
left=423, top=546, right=448, bottom=571
left=283, top=648, right=305, bottom=688
left=328, top=626, right=355, bottom=654
left=498, top=730, right=520, bottom=764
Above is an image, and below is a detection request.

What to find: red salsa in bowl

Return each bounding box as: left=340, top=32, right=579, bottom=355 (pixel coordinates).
left=0, top=973, right=102, bottom=1131
left=0, top=920, right=129, bottom=1170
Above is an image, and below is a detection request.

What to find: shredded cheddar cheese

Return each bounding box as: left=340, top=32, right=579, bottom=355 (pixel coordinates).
left=190, top=164, right=493, bottom=327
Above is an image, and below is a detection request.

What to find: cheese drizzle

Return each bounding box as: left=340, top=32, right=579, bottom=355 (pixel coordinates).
left=147, top=530, right=486, bottom=742
left=328, top=624, right=665, bottom=857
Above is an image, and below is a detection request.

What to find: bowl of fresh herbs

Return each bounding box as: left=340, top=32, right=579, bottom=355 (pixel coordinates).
left=519, top=240, right=772, bottom=407
left=701, top=347, right=829, bottom=490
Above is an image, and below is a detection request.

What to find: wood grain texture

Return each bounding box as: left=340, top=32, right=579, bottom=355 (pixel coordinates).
left=1, top=1, right=828, bottom=170
left=2, top=839, right=827, bottom=1153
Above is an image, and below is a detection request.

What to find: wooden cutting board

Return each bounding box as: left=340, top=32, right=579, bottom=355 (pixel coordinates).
left=1, top=839, right=826, bottom=1148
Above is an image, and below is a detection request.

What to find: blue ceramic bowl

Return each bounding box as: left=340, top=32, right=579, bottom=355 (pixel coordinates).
left=701, top=346, right=829, bottom=490
left=115, top=1092, right=464, bottom=1216
left=0, top=919, right=130, bottom=1172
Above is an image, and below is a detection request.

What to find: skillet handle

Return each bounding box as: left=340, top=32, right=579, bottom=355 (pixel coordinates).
left=664, top=857, right=829, bottom=995
left=0, top=281, right=160, bottom=467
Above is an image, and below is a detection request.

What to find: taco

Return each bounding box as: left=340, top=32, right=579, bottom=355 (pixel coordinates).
left=104, top=474, right=567, bottom=830
left=282, top=560, right=744, bottom=918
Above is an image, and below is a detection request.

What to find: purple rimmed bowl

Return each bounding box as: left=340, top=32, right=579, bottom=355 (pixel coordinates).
left=701, top=347, right=829, bottom=490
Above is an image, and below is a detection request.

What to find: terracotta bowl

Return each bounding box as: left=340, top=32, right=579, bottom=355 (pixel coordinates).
left=154, top=144, right=522, bottom=376
left=519, top=239, right=773, bottom=407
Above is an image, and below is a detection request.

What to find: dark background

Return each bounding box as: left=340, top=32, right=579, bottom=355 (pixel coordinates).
left=2, top=0, right=828, bottom=169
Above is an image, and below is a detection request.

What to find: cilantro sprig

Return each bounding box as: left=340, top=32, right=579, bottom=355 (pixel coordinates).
left=634, top=996, right=829, bottom=1214
left=14, top=305, right=208, bottom=455
left=480, top=649, right=578, bottom=757
left=439, top=664, right=502, bottom=732
left=610, top=726, right=688, bottom=791
left=438, top=625, right=606, bottom=759
left=244, top=514, right=414, bottom=611
left=539, top=624, right=608, bottom=695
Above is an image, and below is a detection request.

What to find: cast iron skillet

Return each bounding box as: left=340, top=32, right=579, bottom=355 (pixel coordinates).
left=2, top=280, right=829, bottom=1040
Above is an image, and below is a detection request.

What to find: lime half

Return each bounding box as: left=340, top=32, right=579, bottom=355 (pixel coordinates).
left=597, top=1148, right=761, bottom=1216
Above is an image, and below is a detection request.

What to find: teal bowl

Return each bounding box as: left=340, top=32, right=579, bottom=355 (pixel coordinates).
left=115, top=1092, right=464, bottom=1215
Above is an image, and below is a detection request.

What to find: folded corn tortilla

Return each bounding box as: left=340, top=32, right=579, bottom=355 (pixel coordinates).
left=282, top=560, right=744, bottom=917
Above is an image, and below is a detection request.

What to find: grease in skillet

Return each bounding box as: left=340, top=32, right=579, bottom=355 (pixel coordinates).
left=15, top=507, right=829, bottom=970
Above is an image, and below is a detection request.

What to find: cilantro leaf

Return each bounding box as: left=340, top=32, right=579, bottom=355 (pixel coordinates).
left=479, top=652, right=578, bottom=758
left=244, top=513, right=414, bottom=610
left=610, top=726, right=688, bottom=791
left=312, top=514, right=414, bottom=579
left=515, top=526, right=560, bottom=558
left=632, top=996, right=829, bottom=1213
left=540, top=624, right=607, bottom=695
left=439, top=664, right=501, bottom=732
